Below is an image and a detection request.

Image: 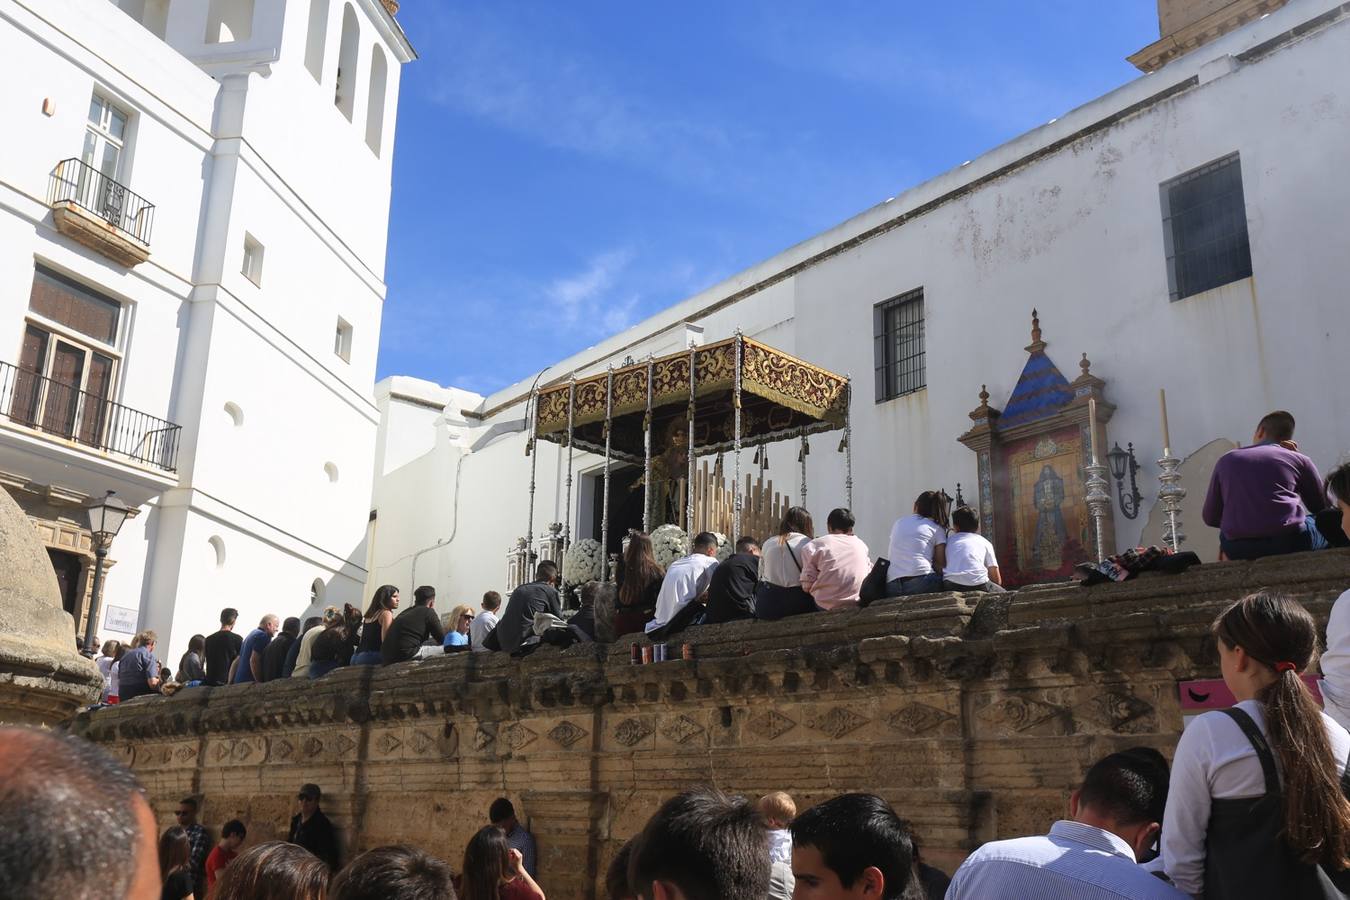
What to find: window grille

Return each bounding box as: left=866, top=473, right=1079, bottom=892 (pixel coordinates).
left=873, top=288, right=925, bottom=402
left=1161, top=154, right=1253, bottom=301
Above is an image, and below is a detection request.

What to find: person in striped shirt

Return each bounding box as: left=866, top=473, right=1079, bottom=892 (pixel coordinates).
left=947, top=750, right=1185, bottom=899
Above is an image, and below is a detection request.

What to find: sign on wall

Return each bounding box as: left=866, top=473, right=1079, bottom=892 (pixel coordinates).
left=102, top=604, right=137, bottom=634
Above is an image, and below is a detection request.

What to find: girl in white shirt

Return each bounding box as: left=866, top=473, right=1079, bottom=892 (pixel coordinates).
left=1162, top=592, right=1350, bottom=897
left=1318, top=463, right=1350, bottom=730
left=885, top=491, right=949, bottom=597
left=758, top=507, right=815, bottom=620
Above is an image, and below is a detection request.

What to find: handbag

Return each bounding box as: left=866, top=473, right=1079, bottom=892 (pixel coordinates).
left=858, top=557, right=890, bottom=607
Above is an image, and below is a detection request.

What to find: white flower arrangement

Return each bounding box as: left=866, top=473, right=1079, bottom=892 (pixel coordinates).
left=651, top=524, right=689, bottom=569
left=562, top=538, right=603, bottom=585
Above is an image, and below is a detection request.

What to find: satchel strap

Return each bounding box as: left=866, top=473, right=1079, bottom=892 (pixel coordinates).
left=785, top=538, right=802, bottom=572
left=1219, top=706, right=1280, bottom=796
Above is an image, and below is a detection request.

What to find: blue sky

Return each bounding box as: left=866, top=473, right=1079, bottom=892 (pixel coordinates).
left=378, top=2, right=1158, bottom=394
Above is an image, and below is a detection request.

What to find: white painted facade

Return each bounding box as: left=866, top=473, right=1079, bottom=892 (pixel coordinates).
left=0, top=0, right=413, bottom=665
left=370, top=0, right=1350, bottom=607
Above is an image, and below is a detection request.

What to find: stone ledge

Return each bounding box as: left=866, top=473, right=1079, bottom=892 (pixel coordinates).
left=51, top=202, right=150, bottom=267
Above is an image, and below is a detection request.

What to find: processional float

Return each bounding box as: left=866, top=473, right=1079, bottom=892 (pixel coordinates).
left=524, top=332, right=853, bottom=581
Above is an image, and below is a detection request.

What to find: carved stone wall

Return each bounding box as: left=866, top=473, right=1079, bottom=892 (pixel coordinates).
left=72, top=550, right=1350, bottom=896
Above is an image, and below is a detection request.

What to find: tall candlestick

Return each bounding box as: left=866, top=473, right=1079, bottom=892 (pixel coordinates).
left=1160, top=388, right=1172, bottom=456
left=1089, top=398, right=1101, bottom=461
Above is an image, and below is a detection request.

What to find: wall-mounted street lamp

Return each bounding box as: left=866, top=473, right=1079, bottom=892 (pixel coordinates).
left=82, top=490, right=129, bottom=653
left=1106, top=443, right=1144, bottom=520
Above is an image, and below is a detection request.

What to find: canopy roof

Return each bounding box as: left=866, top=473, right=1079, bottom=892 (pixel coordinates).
left=535, top=336, right=849, bottom=461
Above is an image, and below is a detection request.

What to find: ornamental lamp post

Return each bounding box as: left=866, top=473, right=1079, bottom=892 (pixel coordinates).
left=82, top=490, right=129, bottom=653
left=1106, top=442, right=1144, bottom=520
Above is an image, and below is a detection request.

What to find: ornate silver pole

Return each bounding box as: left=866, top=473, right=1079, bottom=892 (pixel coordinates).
left=687, top=342, right=697, bottom=534
left=1084, top=398, right=1111, bottom=561
left=526, top=387, right=539, bottom=559
left=600, top=366, right=614, bottom=582
left=732, top=332, right=744, bottom=538
left=843, top=376, right=854, bottom=511
left=799, top=429, right=809, bottom=508
left=643, top=357, right=654, bottom=533
left=563, top=376, right=576, bottom=557
left=1157, top=451, right=1187, bottom=551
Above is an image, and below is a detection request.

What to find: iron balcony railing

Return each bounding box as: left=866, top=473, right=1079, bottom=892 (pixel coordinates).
left=0, top=361, right=180, bottom=473
left=49, top=158, right=155, bottom=246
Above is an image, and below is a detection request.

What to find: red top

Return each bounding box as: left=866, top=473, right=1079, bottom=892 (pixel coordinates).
left=500, top=876, right=544, bottom=900
left=205, top=845, right=237, bottom=890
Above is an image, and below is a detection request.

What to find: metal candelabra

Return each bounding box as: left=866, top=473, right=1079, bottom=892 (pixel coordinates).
left=1085, top=458, right=1112, bottom=562
left=1157, top=451, right=1186, bottom=550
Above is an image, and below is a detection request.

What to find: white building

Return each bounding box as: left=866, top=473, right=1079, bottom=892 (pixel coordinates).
left=369, top=0, right=1350, bottom=604
left=0, top=0, right=413, bottom=665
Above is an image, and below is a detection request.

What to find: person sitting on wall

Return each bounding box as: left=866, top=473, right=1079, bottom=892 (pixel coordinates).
left=1202, top=410, right=1328, bottom=560
left=231, top=614, right=279, bottom=684
left=704, top=537, right=761, bottom=625
left=381, top=586, right=446, bottom=664
left=117, top=629, right=162, bottom=701
left=307, top=605, right=362, bottom=679
left=284, top=615, right=324, bottom=677
left=261, top=616, right=301, bottom=681
left=790, top=792, right=914, bottom=900
left=940, top=507, right=1005, bottom=593
left=800, top=508, right=872, bottom=611
left=885, top=491, right=950, bottom=597
left=757, top=507, right=816, bottom=620
left=470, top=591, right=502, bottom=652
left=493, top=562, right=563, bottom=655
left=948, top=750, right=1183, bottom=899
left=442, top=603, right=475, bottom=651
left=614, top=533, right=665, bottom=638
left=628, top=787, right=770, bottom=900
left=1317, top=463, right=1350, bottom=731
left=204, top=607, right=242, bottom=686
left=645, top=532, right=720, bottom=637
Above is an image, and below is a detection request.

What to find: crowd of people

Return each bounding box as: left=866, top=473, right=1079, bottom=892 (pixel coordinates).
left=8, top=584, right=1350, bottom=900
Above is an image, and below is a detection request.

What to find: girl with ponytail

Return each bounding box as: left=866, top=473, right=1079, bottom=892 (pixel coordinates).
left=1162, top=591, right=1350, bottom=897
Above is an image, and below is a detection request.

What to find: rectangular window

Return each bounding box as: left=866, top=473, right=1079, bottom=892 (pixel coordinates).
left=241, top=233, right=264, bottom=286
left=1161, top=153, right=1253, bottom=301
left=11, top=267, right=123, bottom=445
left=873, top=288, right=925, bottom=402
left=83, top=95, right=129, bottom=181
left=334, top=317, right=353, bottom=362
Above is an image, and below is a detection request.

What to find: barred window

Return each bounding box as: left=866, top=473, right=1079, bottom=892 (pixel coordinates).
left=1161, top=153, right=1252, bottom=301
left=873, top=288, right=925, bottom=402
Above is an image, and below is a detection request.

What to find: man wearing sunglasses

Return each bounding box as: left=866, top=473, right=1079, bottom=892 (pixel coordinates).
left=288, top=783, right=341, bottom=871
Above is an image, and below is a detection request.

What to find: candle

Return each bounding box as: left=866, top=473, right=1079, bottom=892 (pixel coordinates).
left=1089, top=397, right=1100, bottom=462
left=1159, top=388, right=1172, bottom=456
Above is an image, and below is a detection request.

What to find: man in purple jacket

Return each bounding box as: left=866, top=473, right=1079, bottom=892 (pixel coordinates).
left=1202, top=410, right=1328, bottom=560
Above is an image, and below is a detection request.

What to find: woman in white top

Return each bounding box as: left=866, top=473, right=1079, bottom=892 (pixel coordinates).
left=885, top=491, right=949, bottom=597
left=94, top=638, right=120, bottom=702
left=757, top=507, right=816, bottom=620
left=1162, top=592, right=1350, bottom=897
left=1318, top=463, right=1350, bottom=730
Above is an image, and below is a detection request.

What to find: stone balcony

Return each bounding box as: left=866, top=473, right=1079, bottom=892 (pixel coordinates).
left=48, top=158, right=153, bottom=267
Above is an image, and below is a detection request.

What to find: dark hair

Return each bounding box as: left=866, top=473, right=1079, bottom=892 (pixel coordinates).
left=951, top=506, right=979, bottom=533
left=1258, top=410, right=1296, bottom=442
left=488, top=798, right=515, bottom=823
left=580, top=580, right=603, bottom=607
left=827, top=508, right=855, bottom=532
left=535, top=561, right=559, bottom=583
left=734, top=536, right=759, bottom=554
left=605, top=838, right=636, bottom=900
left=791, top=793, right=914, bottom=900
left=0, top=727, right=147, bottom=899
left=282, top=616, right=301, bottom=636
left=413, top=586, right=436, bottom=606
left=459, top=826, right=510, bottom=900
left=213, top=841, right=330, bottom=900
left=302, top=616, right=323, bottom=633
left=1077, top=750, right=1169, bottom=827
left=221, top=607, right=239, bottom=626
left=692, top=532, right=719, bottom=553
left=299, top=783, right=322, bottom=802
left=913, top=491, right=950, bottom=530
left=330, top=844, right=457, bottom=900
left=159, top=825, right=191, bottom=880
left=179, top=796, right=199, bottom=812
left=1326, top=462, right=1350, bottom=507
left=365, top=585, right=400, bottom=619
left=628, top=787, right=769, bottom=900
left=620, top=534, right=664, bottom=608
left=1213, top=592, right=1350, bottom=867
left=778, top=506, right=814, bottom=539
left=481, top=591, right=502, bottom=612
left=188, top=634, right=206, bottom=655
left=222, top=819, right=247, bottom=839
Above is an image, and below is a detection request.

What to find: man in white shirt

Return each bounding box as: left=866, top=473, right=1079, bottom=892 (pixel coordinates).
left=645, top=532, right=720, bottom=635
left=469, top=590, right=501, bottom=652
left=948, top=750, right=1186, bottom=900
left=942, top=507, right=1005, bottom=593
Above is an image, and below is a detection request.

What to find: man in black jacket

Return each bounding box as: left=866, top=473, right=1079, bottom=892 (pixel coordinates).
left=260, top=617, right=300, bottom=682
left=495, top=561, right=561, bottom=653
left=380, top=586, right=445, bottom=664
left=288, top=783, right=340, bottom=871
left=704, top=537, right=761, bottom=625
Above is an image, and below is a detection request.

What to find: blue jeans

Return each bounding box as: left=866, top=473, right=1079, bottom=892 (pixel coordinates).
left=350, top=651, right=382, bottom=666
left=1221, top=516, right=1327, bottom=561
left=308, top=660, right=340, bottom=679
left=885, top=572, right=942, bottom=597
